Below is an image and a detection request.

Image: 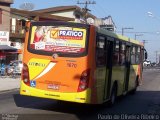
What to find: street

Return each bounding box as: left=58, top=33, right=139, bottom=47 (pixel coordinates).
left=0, top=69, right=160, bottom=120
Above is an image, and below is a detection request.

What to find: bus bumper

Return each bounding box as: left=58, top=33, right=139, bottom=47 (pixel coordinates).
left=20, top=81, right=91, bottom=104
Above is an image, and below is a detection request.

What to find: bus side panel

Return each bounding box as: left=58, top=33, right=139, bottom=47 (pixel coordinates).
left=111, top=66, right=125, bottom=96
left=22, top=22, right=30, bottom=63
left=87, top=26, right=99, bottom=104
left=128, top=65, right=138, bottom=91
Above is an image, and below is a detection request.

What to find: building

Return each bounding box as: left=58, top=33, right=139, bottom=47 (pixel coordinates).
left=100, top=16, right=116, bottom=32
left=33, top=5, right=96, bottom=23
left=0, top=0, right=17, bottom=65
left=0, top=0, right=13, bottom=31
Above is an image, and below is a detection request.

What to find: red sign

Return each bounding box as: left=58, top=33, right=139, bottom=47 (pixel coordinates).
left=0, top=53, right=6, bottom=59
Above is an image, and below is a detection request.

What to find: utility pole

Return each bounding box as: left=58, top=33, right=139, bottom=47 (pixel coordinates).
left=122, top=27, right=133, bottom=36
left=77, top=0, right=96, bottom=23
left=159, top=54, right=160, bottom=64
left=142, top=40, right=148, bottom=47
left=155, top=51, right=158, bottom=64
left=135, top=34, right=143, bottom=40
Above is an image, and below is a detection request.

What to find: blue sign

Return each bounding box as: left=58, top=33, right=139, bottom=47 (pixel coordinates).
left=30, top=81, right=36, bottom=87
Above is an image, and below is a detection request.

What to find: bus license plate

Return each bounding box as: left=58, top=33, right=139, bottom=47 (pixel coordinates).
left=47, top=84, right=59, bottom=90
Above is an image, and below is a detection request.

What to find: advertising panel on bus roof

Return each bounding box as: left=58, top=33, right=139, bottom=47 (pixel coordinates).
left=29, top=26, right=87, bottom=54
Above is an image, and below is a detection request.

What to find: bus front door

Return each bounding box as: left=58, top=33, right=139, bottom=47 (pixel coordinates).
left=124, top=45, right=131, bottom=93
left=103, top=40, right=113, bottom=100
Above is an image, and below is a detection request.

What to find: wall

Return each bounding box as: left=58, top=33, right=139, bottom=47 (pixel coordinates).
left=51, top=10, right=75, bottom=19
left=0, top=4, right=11, bottom=31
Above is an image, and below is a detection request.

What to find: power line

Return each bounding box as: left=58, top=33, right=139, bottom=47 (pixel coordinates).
left=116, top=31, right=160, bottom=35
left=91, top=4, right=103, bottom=18
left=96, top=2, right=109, bottom=17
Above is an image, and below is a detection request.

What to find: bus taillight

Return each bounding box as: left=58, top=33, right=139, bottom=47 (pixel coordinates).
left=22, top=63, right=30, bottom=86
left=77, top=69, right=90, bottom=92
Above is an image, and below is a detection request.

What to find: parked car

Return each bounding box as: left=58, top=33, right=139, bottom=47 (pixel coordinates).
left=143, top=60, right=151, bottom=66
left=151, top=62, right=157, bottom=67
left=6, top=60, right=23, bottom=75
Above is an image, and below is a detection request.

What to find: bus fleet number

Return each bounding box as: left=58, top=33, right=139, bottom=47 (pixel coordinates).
left=67, top=62, right=77, bottom=68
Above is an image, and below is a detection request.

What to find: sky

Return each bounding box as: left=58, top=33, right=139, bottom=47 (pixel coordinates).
left=11, top=0, right=160, bottom=62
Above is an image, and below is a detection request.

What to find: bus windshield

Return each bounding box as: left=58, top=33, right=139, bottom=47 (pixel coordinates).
left=28, top=23, right=88, bottom=56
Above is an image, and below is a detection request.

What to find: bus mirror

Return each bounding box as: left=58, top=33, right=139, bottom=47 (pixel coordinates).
left=144, top=51, right=148, bottom=60
left=143, top=48, right=148, bottom=60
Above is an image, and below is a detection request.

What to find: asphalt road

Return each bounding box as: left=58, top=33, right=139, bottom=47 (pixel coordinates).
left=0, top=69, right=160, bottom=120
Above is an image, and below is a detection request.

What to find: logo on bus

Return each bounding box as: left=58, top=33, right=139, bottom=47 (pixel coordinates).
left=51, top=30, right=83, bottom=40
left=29, top=62, right=46, bottom=67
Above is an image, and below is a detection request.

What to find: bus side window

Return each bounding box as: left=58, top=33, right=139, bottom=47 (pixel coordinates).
left=120, top=42, right=126, bottom=65
left=96, top=36, right=106, bottom=66
left=131, top=46, right=136, bottom=64
left=135, top=46, right=140, bottom=64
left=113, top=40, right=120, bottom=65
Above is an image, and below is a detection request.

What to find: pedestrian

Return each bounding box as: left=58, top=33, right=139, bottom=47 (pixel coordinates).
left=1, top=63, right=5, bottom=76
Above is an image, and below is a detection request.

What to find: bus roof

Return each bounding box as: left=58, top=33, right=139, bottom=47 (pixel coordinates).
left=96, top=27, right=144, bottom=46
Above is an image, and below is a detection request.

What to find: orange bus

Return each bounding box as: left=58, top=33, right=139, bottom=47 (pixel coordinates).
left=20, top=21, right=146, bottom=105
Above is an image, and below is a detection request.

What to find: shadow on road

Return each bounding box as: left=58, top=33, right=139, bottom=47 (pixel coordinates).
left=13, top=90, right=160, bottom=120
left=13, top=94, right=105, bottom=120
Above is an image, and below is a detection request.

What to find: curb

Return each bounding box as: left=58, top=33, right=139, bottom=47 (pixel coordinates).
left=0, top=88, right=19, bottom=94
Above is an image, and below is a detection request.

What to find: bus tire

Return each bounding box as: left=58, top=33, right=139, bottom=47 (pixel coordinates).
left=108, top=83, right=117, bottom=106
left=130, top=76, right=139, bottom=94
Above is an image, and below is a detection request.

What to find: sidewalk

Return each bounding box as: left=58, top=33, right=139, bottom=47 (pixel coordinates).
left=0, top=76, right=21, bottom=92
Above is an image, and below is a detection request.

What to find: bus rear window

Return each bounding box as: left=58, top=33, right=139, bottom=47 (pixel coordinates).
left=29, top=26, right=87, bottom=54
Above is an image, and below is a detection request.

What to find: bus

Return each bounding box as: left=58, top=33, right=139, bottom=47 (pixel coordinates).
left=20, top=21, right=146, bottom=105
